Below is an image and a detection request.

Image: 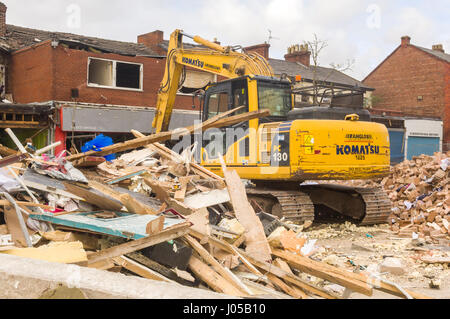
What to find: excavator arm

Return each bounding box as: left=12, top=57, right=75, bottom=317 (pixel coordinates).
left=153, top=29, right=274, bottom=133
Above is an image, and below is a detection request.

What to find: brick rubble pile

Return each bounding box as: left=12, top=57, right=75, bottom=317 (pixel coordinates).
left=382, top=152, right=450, bottom=239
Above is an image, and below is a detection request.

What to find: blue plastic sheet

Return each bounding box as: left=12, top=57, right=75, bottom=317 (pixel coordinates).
left=81, top=134, right=116, bottom=161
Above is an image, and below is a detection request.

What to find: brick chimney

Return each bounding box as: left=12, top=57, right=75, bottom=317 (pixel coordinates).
left=284, top=44, right=311, bottom=67
left=244, top=43, right=270, bottom=59
left=401, top=36, right=411, bottom=47
left=432, top=44, right=445, bottom=53
left=138, top=30, right=165, bottom=55
left=0, top=2, right=6, bottom=38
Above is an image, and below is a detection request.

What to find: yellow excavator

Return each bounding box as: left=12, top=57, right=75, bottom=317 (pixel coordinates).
left=153, top=30, right=392, bottom=225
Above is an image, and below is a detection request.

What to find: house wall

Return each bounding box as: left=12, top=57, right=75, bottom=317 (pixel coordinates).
left=363, top=45, right=449, bottom=149
left=445, top=64, right=450, bottom=151
left=10, top=42, right=54, bottom=103
left=9, top=41, right=201, bottom=111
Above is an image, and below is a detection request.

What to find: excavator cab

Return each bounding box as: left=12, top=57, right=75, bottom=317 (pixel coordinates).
left=200, top=76, right=292, bottom=162
left=202, top=76, right=292, bottom=122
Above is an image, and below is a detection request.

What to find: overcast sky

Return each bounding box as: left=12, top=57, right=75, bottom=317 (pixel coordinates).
left=2, top=0, right=449, bottom=80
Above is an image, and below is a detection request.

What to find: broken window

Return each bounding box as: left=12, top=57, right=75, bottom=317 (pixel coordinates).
left=88, top=58, right=143, bottom=90
left=88, top=59, right=113, bottom=87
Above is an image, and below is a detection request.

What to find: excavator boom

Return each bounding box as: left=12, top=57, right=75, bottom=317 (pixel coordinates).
left=153, top=29, right=273, bottom=133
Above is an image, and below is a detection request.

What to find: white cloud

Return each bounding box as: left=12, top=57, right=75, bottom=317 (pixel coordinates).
left=1, top=0, right=448, bottom=81
left=385, top=7, right=435, bottom=44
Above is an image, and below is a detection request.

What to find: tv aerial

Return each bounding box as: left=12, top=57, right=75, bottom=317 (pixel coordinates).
left=267, top=29, right=280, bottom=44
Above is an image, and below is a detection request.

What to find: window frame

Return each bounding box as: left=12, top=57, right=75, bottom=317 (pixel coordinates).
left=87, top=57, right=144, bottom=92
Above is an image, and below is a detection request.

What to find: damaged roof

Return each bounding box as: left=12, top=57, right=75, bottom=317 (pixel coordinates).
left=268, top=58, right=372, bottom=90
left=158, top=39, right=204, bottom=51
left=5, top=25, right=164, bottom=57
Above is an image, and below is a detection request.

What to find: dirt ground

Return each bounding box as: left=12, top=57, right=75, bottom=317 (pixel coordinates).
left=299, top=222, right=450, bottom=299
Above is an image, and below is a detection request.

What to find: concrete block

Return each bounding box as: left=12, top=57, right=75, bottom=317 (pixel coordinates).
left=378, top=257, right=405, bottom=276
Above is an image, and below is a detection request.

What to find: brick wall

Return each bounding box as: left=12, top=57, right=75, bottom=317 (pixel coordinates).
left=10, top=42, right=55, bottom=103
left=244, top=44, right=270, bottom=60
left=10, top=41, right=199, bottom=111
left=444, top=64, right=450, bottom=150
left=363, top=44, right=449, bottom=149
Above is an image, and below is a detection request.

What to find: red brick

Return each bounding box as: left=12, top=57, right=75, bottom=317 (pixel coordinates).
left=364, top=43, right=449, bottom=150
left=10, top=41, right=200, bottom=111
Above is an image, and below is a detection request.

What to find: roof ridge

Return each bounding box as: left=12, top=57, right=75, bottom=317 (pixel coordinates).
left=5, top=24, right=163, bottom=57
left=7, top=24, right=146, bottom=47
left=411, top=44, right=450, bottom=63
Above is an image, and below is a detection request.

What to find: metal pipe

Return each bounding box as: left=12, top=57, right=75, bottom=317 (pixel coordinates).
left=35, top=141, right=62, bottom=156
left=180, top=31, right=227, bottom=53
left=5, top=128, right=28, bottom=154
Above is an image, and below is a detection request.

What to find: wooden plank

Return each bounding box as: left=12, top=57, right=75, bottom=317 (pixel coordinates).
left=188, top=228, right=335, bottom=298
left=267, top=273, right=305, bottom=299
left=183, top=189, right=230, bottom=210
left=3, top=205, right=30, bottom=248
left=21, top=172, right=84, bottom=201
left=272, top=249, right=373, bottom=296
left=0, top=200, right=53, bottom=210
left=189, top=228, right=262, bottom=276
left=106, top=170, right=147, bottom=185
left=73, top=156, right=105, bottom=168
left=186, top=208, right=211, bottom=237
left=188, top=255, right=246, bottom=297
left=274, top=258, right=293, bottom=274
left=88, top=180, right=126, bottom=202
left=183, top=235, right=251, bottom=296
left=146, top=216, right=165, bottom=235
left=2, top=241, right=88, bottom=264
left=129, top=132, right=225, bottom=187
left=239, top=249, right=340, bottom=299
left=272, top=259, right=308, bottom=299
left=221, top=165, right=271, bottom=262
left=174, top=176, right=191, bottom=201
left=112, top=256, right=175, bottom=283
left=88, top=258, right=116, bottom=271
left=64, top=182, right=123, bottom=212
left=0, top=144, right=18, bottom=157
left=87, top=222, right=191, bottom=265
left=240, top=278, right=294, bottom=299
left=67, top=109, right=270, bottom=161
left=120, top=193, right=157, bottom=215
left=421, top=256, right=450, bottom=264
left=126, top=252, right=196, bottom=287
left=144, top=177, right=195, bottom=215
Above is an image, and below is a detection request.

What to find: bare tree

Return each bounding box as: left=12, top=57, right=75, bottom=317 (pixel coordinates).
left=302, top=34, right=355, bottom=105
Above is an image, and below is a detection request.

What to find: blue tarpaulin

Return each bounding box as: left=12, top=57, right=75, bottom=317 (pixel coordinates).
left=81, top=134, right=116, bottom=161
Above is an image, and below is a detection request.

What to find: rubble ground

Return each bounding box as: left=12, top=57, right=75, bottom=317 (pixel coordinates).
left=301, top=222, right=450, bottom=299
left=0, top=123, right=448, bottom=300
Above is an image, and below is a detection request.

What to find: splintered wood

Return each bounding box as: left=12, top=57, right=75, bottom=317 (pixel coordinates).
left=0, top=123, right=435, bottom=301
left=222, top=166, right=272, bottom=263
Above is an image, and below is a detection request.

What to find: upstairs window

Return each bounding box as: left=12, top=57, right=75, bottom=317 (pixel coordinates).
left=88, top=58, right=143, bottom=91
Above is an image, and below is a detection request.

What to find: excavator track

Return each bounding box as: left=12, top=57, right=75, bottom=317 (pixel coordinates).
left=353, top=187, right=392, bottom=225
left=246, top=188, right=315, bottom=224
left=247, top=184, right=391, bottom=226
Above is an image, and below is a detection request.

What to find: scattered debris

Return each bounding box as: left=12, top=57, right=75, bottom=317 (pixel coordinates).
left=0, top=126, right=440, bottom=300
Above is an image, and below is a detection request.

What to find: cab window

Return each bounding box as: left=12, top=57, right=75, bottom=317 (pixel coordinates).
left=233, top=88, right=247, bottom=115
left=207, top=92, right=229, bottom=120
